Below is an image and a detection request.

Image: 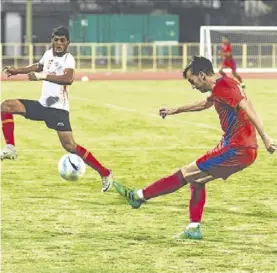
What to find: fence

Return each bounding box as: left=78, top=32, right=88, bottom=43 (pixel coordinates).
left=1, top=43, right=276, bottom=71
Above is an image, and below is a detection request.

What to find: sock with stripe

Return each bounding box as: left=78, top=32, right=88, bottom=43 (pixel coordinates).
left=75, top=144, right=110, bottom=177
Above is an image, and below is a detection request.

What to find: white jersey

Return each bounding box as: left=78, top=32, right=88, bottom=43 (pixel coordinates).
left=38, top=49, right=75, bottom=111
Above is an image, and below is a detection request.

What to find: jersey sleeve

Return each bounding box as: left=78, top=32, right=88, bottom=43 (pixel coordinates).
left=214, top=81, right=244, bottom=108
left=64, top=54, right=76, bottom=70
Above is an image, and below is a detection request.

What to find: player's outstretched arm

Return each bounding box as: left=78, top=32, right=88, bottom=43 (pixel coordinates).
left=239, top=98, right=277, bottom=154
left=28, top=68, right=74, bottom=85
left=3, top=63, right=43, bottom=77
left=159, top=98, right=213, bottom=118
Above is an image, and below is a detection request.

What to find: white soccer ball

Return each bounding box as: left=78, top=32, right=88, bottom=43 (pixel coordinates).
left=81, top=76, right=89, bottom=82
left=58, top=154, right=86, bottom=181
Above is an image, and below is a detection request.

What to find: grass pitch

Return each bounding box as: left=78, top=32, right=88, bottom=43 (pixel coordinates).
left=1, top=79, right=277, bottom=273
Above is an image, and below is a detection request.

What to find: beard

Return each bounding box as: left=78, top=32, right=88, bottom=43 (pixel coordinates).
left=52, top=47, right=67, bottom=57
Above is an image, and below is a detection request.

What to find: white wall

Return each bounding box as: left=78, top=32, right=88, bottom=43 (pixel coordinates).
left=5, top=12, right=22, bottom=56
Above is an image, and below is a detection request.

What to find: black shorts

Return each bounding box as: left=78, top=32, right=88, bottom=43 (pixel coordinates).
left=19, top=99, right=72, bottom=131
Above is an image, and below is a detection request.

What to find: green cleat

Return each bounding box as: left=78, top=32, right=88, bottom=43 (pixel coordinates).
left=113, top=181, right=144, bottom=209
left=183, top=225, right=203, bottom=240
left=173, top=225, right=203, bottom=240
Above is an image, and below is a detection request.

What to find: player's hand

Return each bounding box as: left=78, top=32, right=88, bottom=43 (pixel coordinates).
left=262, top=135, right=277, bottom=154
left=159, top=108, right=174, bottom=119
left=2, top=66, right=18, bottom=77
left=28, top=71, right=47, bottom=81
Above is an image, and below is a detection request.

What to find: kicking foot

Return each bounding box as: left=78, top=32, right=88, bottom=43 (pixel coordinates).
left=101, top=170, right=113, bottom=192
left=1, top=144, right=17, bottom=160
left=113, top=181, right=145, bottom=209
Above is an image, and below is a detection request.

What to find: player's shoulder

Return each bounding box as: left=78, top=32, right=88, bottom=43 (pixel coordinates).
left=216, top=76, right=237, bottom=88
left=214, top=77, right=229, bottom=89
left=65, top=52, right=75, bottom=59
left=64, top=52, right=76, bottom=62
left=43, top=49, right=53, bottom=58
left=63, top=52, right=76, bottom=69
left=213, top=77, right=239, bottom=94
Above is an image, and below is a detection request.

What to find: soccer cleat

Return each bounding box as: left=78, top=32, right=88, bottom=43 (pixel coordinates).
left=0, top=144, right=17, bottom=160
left=183, top=225, right=203, bottom=240
left=101, top=170, right=113, bottom=192
left=113, top=181, right=144, bottom=209
left=173, top=225, right=203, bottom=240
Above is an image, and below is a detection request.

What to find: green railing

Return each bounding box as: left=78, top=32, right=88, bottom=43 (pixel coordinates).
left=1, top=43, right=276, bottom=71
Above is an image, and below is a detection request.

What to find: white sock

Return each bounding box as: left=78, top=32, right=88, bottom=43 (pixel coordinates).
left=187, top=222, right=200, bottom=229
left=136, top=189, right=145, bottom=200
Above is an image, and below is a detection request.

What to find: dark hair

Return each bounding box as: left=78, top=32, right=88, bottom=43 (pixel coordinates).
left=52, top=26, right=70, bottom=40
left=183, top=55, right=214, bottom=79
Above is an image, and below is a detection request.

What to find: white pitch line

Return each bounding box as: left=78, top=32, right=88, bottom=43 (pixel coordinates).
left=71, top=96, right=221, bottom=132
left=171, top=231, right=185, bottom=239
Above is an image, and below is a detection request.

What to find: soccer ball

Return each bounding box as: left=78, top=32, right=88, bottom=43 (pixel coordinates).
left=58, top=154, right=86, bottom=181
left=81, top=76, right=89, bottom=82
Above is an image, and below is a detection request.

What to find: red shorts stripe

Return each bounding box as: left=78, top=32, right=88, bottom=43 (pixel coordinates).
left=196, top=144, right=257, bottom=180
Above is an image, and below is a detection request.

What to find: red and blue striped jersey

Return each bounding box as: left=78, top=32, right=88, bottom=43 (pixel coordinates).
left=210, top=77, right=257, bottom=147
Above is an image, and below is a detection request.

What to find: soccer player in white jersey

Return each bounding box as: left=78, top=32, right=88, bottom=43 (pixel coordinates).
left=1, top=26, right=113, bottom=192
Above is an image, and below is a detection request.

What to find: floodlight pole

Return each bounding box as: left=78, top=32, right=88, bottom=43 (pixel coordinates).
left=26, top=0, right=32, bottom=44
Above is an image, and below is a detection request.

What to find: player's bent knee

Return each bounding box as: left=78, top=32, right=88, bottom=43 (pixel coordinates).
left=180, top=167, right=197, bottom=184
left=194, top=175, right=215, bottom=184
left=183, top=173, right=197, bottom=183
left=180, top=163, right=209, bottom=184
left=1, top=100, right=12, bottom=112
left=1, top=99, right=25, bottom=113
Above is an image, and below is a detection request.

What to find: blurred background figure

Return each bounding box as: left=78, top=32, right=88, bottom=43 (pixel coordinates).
left=218, top=35, right=245, bottom=88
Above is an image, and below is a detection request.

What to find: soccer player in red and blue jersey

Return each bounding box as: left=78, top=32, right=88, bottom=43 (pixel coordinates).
left=113, top=56, right=277, bottom=240
left=218, top=36, right=245, bottom=88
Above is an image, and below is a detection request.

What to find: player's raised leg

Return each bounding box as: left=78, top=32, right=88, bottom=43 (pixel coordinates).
left=114, top=161, right=210, bottom=205
left=0, top=99, right=26, bottom=160
left=57, top=131, right=113, bottom=192
left=114, top=169, right=187, bottom=209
